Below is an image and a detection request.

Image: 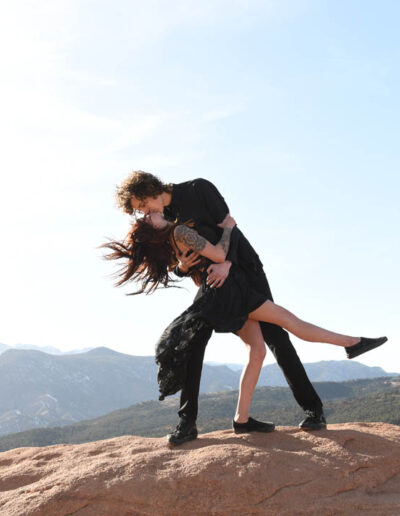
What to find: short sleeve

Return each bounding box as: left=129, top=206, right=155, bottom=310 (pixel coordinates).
left=192, top=178, right=229, bottom=224
left=193, top=178, right=239, bottom=264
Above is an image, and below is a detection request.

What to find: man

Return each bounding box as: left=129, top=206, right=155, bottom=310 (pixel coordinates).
left=116, top=171, right=327, bottom=444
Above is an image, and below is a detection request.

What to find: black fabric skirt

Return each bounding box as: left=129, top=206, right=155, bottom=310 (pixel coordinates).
left=155, top=263, right=268, bottom=400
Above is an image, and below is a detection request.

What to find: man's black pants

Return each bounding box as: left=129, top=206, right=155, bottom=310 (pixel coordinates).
left=178, top=269, right=323, bottom=423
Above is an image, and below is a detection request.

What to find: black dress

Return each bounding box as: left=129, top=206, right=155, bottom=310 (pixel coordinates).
left=155, top=227, right=268, bottom=400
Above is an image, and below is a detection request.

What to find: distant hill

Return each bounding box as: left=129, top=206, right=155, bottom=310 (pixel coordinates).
left=0, top=346, right=396, bottom=437
left=257, top=360, right=397, bottom=386
left=208, top=360, right=397, bottom=384
left=0, top=347, right=159, bottom=436
left=0, top=342, right=93, bottom=355
left=0, top=377, right=399, bottom=452
left=0, top=342, right=9, bottom=353
left=0, top=347, right=238, bottom=436
left=206, top=361, right=244, bottom=371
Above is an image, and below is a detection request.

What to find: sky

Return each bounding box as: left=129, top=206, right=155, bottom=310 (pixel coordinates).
left=0, top=0, right=399, bottom=372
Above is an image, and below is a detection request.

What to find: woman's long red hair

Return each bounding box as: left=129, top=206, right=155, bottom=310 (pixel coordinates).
left=100, top=217, right=207, bottom=294
left=99, top=218, right=180, bottom=295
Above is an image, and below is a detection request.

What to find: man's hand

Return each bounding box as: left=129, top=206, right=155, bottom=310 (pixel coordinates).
left=206, top=261, right=232, bottom=288
left=178, top=249, right=202, bottom=273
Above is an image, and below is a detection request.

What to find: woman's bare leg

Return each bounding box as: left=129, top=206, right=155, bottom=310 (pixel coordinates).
left=249, top=300, right=360, bottom=347
left=235, top=320, right=266, bottom=423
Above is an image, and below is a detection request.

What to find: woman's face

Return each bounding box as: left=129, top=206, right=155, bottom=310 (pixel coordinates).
left=144, top=211, right=169, bottom=229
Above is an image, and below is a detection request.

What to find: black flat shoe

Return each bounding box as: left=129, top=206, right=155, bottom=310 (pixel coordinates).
left=345, top=336, right=388, bottom=359
left=232, top=417, right=275, bottom=434
left=167, top=418, right=198, bottom=445
left=299, top=410, right=327, bottom=431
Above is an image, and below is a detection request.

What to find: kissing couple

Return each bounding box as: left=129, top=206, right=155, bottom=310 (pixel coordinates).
left=101, top=171, right=387, bottom=445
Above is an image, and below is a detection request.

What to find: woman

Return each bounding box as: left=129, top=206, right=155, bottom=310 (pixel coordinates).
left=101, top=211, right=388, bottom=431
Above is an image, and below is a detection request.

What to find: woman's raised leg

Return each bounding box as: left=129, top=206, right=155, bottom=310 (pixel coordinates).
left=248, top=300, right=360, bottom=347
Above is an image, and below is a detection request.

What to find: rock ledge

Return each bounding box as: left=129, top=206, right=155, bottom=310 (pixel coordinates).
left=0, top=423, right=399, bottom=515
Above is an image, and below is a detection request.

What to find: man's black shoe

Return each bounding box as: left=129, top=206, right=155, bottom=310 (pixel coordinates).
left=233, top=416, right=275, bottom=434
left=167, top=418, right=198, bottom=445
left=299, top=410, right=327, bottom=431
left=345, top=336, right=388, bottom=359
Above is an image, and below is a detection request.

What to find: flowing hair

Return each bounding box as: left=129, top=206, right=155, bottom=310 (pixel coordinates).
left=99, top=218, right=204, bottom=295
left=99, top=218, right=178, bottom=295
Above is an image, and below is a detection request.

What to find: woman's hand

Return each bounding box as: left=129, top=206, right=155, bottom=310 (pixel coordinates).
left=177, top=249, right=202, bottom=273
left=217, top=213, right=236, bottom=229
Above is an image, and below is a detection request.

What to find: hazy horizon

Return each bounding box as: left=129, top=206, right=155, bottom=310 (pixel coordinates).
left=1, top=342, right=398, bottom=375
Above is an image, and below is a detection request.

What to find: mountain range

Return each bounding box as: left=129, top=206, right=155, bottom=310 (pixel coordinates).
left=0, top=345, right=397, bottom=437
left=0, top=376, right=399, bottom=452
left=0, top=342, right=92, bottom=355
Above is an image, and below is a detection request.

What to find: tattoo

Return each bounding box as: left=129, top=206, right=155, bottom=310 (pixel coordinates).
left=175, top=225, right=206, bottom=253
left=218, top=227, right=232, bottom=254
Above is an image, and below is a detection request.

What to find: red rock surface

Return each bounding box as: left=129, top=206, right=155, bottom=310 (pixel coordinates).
left=0, top=423, right=399, bottom=515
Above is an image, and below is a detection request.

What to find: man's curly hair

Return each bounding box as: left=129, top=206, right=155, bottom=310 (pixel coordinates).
left=115, top=170, right=173, bottom=215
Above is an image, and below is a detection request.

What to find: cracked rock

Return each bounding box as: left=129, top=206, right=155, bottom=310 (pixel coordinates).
left=0, top=422, right=399, bottom=515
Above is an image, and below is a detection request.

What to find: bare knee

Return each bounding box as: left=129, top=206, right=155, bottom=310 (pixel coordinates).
left=237, top=320, right=266, bottom=363
left=248, top=342, right=266, bottom=364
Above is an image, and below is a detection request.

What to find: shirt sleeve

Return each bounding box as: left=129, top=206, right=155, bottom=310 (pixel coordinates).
left=193, top=178, right=239, bottom=264
left=193, top=178, right=229, bottom=224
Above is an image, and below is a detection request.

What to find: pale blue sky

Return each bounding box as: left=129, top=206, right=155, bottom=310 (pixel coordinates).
left=0, top=0, right=398, bottom=371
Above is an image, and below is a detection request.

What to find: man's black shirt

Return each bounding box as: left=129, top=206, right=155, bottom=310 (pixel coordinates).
left=163, top=178, right=265, bottom=278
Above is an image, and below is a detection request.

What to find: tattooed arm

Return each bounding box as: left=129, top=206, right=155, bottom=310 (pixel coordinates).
left=174, top=215, right=236, bottom=263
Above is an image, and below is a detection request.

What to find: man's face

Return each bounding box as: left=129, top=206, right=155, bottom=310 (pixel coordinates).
left=130, top=195, right=164, bottom=215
